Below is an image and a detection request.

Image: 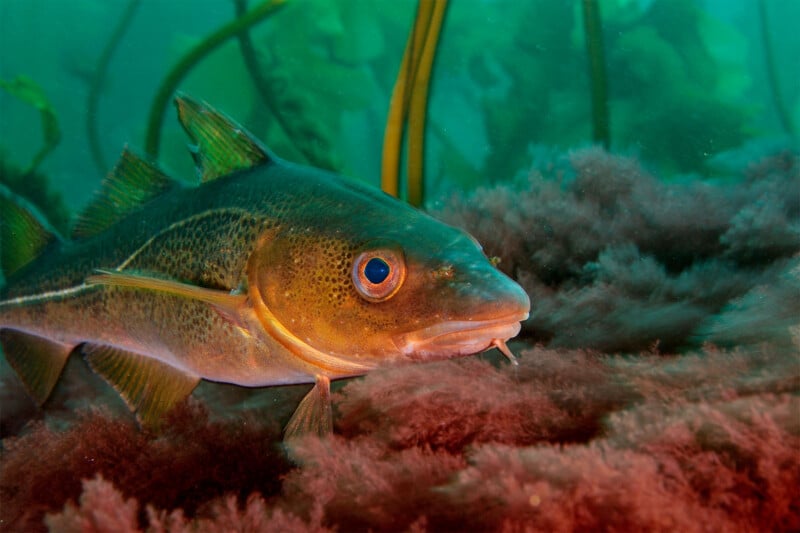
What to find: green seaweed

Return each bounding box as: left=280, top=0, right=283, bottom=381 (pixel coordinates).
left=232, top=0, right=313, bottom=166
left=86, top=0, right=142, bottom=174
left=246, top=0, right=391, bottom=173
left=608, top=1, right=750, bottom=173
left=0, top=75, right=68, bottom=239
left=465, top=0, right=752, bottom=178
left=757, top=0, right=795, bottom=139
left=581, top=0, right=610, bottom=149
left=477, top=1, right=579, bottom=181
left=0, top=0, right=774, bottom=230
left=0, top=75, right=61, bottom=175
left=0, top=150, right=70, bottom=236
left=144, top=0, right=287, bottom=158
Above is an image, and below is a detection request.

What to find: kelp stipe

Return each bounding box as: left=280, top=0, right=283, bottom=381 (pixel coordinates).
left=86, top=0, right=141, bottom=174
left=757, top=0, right=796, bottom=139
left=232, top=0, right=314, bottom=167
left=581, top=0, right=610, bottom=149
left=143, top=0, right=287, bottom=158
left=0, top=76, right=61, bottom=175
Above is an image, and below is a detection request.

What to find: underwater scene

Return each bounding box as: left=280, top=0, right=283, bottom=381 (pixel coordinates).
left=0, top=0, right=799, bottom=531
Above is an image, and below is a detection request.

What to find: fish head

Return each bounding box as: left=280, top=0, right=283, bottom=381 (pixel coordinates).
left=247, top=176, right=530, bottom=374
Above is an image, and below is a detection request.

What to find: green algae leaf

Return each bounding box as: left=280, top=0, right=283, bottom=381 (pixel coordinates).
left=0, top=75, right=61, bottom=173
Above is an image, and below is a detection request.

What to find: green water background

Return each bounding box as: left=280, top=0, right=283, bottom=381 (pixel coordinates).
left=0, top=0, right=797, bottom=214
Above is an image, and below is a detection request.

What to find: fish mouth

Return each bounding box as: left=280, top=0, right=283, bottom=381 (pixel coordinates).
left=394, top=312, right=528, bottom=362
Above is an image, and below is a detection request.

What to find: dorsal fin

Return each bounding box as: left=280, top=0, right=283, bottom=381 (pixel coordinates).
left=0, top=188, right=59, bottom=276
left=72, top=147, right=172, bottom=239
left=174, top=93, right=272, bottom=183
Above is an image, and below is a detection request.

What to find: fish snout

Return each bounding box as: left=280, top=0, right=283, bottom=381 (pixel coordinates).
left=485, top=272, right=531, bottom=321
left=394, top=272, right=530, bottom=361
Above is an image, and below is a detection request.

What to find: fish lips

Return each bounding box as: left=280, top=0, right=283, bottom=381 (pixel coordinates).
left=394, top=311, right=528, bottom=360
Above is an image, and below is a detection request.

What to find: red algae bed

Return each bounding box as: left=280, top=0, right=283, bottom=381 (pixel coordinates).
left=1, top=344, right=798, bottom=532
left=1, top=149, right=798, bottom=531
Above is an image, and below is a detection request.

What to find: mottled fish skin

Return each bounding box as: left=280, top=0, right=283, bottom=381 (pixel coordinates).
left=0, top=96, right=530, bottom=435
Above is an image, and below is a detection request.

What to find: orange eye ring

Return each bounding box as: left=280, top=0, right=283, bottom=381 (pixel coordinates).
left=352, top=248, right=405, bottom=302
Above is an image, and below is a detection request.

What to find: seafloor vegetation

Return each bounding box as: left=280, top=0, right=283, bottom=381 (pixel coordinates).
left=2, top=341, right=798, bottom=531
left=438, top=147, right=800, bottom=353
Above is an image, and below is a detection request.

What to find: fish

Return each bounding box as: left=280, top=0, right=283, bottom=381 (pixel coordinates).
left=0, top=95, right=530, bottom=438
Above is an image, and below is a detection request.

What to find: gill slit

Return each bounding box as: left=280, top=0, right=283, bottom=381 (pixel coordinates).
left=245, top=256, right=373, bottom=377
left=249, top=285, right=374, bottom=376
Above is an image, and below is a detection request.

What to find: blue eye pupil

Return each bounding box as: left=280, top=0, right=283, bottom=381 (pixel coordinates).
left=364, top=257, right=390, bottom=284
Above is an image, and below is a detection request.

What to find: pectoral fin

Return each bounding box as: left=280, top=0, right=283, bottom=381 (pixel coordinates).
left=86, top=269, right=247, bottom=323
left=285, top=375, right=332, bottom=440
left=83, top=344, right=199, bottom=428
left=0, top=330, right=72, bottom=406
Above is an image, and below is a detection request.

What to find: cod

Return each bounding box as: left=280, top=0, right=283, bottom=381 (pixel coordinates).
left=0, top=96, right=530, bottom=438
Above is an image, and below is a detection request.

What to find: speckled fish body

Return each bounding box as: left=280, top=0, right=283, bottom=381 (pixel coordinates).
left=0, top=96, right=529, bottom=436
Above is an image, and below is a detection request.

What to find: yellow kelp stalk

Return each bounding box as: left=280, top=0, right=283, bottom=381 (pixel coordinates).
left=381, top=0, right=448, bottom=207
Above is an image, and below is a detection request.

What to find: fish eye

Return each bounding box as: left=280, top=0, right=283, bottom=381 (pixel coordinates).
left=352, top=248, right=405, bottom=302
left=364, top=257, right=390, bottom=283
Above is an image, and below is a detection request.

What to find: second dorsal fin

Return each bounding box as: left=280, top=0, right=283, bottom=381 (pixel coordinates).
left=72, top=148, right=172, bottom=239
left=174, top=94, right=272, bottom=183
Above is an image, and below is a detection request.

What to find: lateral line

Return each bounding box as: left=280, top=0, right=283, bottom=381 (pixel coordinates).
left=2, top=209, right=260, bottom=310
left=0, top=283, right=91, bottom=308
left=117, top=207, right=254, bottom=270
